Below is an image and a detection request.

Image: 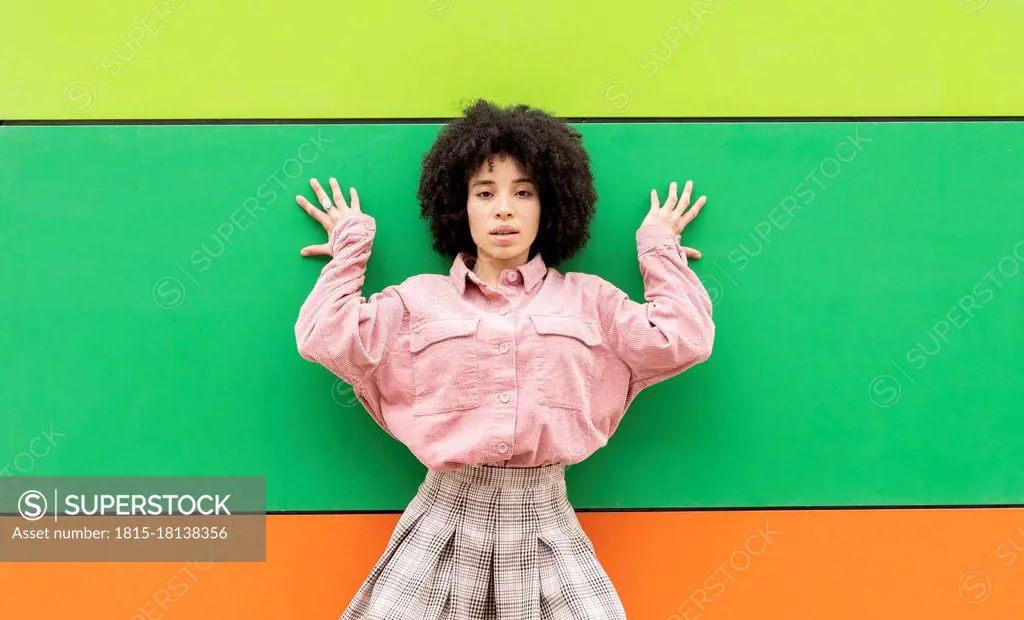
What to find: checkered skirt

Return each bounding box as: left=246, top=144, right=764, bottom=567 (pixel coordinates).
left=340, top=464, right=627, bottom=619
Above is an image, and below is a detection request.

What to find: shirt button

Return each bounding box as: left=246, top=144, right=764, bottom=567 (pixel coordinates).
left=499, top=392, right=511, bottom=403
left=506, top=271, right=518, bottom=282
left=498, top=307, right=509, bottom=316
left=497, top=442, right=509, bottom=454
left=499, top=342, right=510, bottom=354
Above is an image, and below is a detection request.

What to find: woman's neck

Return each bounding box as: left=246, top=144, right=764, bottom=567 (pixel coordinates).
left=472, top=253, right=527, bottom=289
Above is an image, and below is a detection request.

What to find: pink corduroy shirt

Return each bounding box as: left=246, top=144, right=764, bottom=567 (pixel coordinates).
left=295, top=211, right=715, bottom=471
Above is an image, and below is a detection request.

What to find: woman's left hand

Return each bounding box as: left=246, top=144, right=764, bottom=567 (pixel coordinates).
left=642, top=180, right=707, bottom=259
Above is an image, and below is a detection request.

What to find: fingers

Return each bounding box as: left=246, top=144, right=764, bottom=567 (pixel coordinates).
left=329, top=177, right=349, bottom=212
left=671, top=180, right=693, bottom=218
left=295, top=194, right=332, bottom=228
left=300, top=243, right=331, bottom=257
left=664, top=181, right=679, bottom=212
left=297, top=177, right=360, bottom=256
left=682, top=246, right=702, bottom=260
left=650, top=189, right=660, bottom=212
left=310, top=178, right=335, bottom=212
left=328, top=177, right=361, bottom=213
left=680, top=195, right=707, bottom=227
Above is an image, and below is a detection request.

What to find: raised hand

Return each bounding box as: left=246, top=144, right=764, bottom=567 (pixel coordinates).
left=295, top=177, right=362, bottom=257
left=642, top=180, right=707, bottom=260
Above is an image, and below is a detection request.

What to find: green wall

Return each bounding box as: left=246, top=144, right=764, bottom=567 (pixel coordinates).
left=2, top=121, right=1022, bottom=510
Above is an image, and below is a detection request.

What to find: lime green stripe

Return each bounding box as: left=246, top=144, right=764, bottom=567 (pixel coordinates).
left=1, top=0, right=1021, bottom=119
left=2, top=122, right=1023, bottom=510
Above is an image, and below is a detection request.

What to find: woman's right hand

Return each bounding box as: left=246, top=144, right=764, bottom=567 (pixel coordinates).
left=296, top=177, right=362, bottom=257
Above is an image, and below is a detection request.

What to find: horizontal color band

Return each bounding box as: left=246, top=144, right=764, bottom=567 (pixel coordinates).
left=5, top=116, right=1024, bottom=126
left=1, top=0, right=1021, bottom=119
left=2, top=121, right=1022, bottom=511
left=1, top=510, right=1022, bottom=618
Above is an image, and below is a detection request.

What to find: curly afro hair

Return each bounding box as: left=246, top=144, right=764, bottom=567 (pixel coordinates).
left=417, top=99, right=598, bottom=267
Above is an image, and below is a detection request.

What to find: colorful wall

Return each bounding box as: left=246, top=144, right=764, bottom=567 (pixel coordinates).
left=2, top=1, right=1023, bottom=617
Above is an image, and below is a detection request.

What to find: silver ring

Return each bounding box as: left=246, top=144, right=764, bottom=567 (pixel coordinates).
left=320, top=197, right=334, bottom=211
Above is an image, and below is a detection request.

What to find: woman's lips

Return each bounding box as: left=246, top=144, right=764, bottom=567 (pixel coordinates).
left=490, top=231, right=519, bottom=245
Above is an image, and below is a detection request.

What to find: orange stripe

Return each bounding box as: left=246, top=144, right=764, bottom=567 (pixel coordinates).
left=1, top=510, right=1022, bottom=618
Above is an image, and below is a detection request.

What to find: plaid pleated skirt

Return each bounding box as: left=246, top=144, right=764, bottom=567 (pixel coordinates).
left=340, top=463, right=627, bottom=619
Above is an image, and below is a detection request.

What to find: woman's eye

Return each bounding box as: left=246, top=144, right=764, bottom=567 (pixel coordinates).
left=516, top=190, right=533, bottom=197
left=477, top=191, right=492, bottom=198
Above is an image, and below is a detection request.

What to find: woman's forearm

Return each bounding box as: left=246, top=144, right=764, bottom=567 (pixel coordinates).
left=294, top=211, right=398, bottom=390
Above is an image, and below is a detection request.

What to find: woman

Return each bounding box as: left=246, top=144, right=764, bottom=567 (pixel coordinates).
left=294, top=100, right=715, bottom=619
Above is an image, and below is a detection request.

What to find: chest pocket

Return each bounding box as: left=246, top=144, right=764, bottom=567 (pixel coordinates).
left=529, top=314, right=603, bottom=411
left=409, top=317, right=480, bottom=415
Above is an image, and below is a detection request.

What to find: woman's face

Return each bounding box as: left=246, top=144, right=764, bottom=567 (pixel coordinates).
left=466, top=155, right=541, bottom=266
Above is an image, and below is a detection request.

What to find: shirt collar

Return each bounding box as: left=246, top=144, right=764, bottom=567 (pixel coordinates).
left=450, top=252, right=548, bottom=295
